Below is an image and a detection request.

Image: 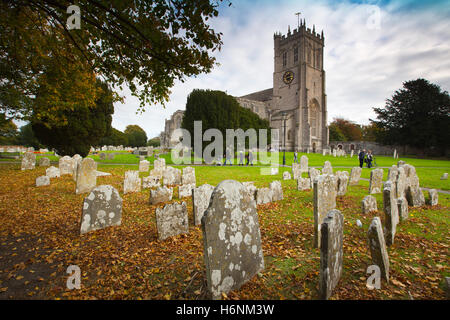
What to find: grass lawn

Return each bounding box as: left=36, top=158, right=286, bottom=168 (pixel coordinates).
left=0, top=163, right=448, bottom=300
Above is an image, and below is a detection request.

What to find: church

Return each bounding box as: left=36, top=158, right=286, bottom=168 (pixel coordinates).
left=160, top=20, right=329, bottom=153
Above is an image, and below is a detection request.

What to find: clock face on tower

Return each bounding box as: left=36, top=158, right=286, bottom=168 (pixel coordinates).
left=283, top=71, right=294, bottom=84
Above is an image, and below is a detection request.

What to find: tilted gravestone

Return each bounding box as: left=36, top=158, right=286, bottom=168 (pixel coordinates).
left=383, top=181, right=399, bottom=246
left=368, top=217, right=389, bottom=282
left=300, top=155, right=308, bottom=173
left=349, top=167, right=361, bottom=186
left=182, top=166, right=196, bottom=185
left=193, top=184, right=215, bottom=225
left=38, top=157, right=50, bottom=167
left=427, top=189, right=438, bottom=206
left=322, top=161, right=333, bottom=175
left=142, top=175, right=161, bottom=189
left=46, top=166, right=60, bottom=178
left=139, top=160, right=150, bottom=172
left=201, top=180, right=264, bottom=300
left=123, top=170, right=141, bottom=194
left=256, top=187, right=272, bottom=205
left=297, top=177, right=311, bottom=191
left=313, top=174, right=338, bottom=248
left=361, top=195, right=378, bottom=214
left=269, top=181, right=283, bottom=201
left=155, top=202, right=189, bottom=241
left=179, top=183, right=195, bottom=198
left=405, top=168, right=425, bottom=207
left=163, top=166, right=182, bottom=186
left=149, top=186, right=173, bottom=205
left=72, top=156, right=83, bottom=182
left=369, top=169, right=384, bottom=194
left=76, top=158, right=97, bottom=194
left=80, top=185, right=122, bottom=234
left=319, top=209, right=344, bottom=300
left=21, top=152, right=36, bottom=170
left=36, top=175, right=50, bottom=187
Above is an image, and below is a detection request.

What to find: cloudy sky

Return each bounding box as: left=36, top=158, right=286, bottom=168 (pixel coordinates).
left=112, top=0, right=450, bottom=139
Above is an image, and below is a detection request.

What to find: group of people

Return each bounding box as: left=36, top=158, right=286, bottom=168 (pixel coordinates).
left=358, top=149, right=374, bottom=168
left=223, top=149, right=254, bottom=166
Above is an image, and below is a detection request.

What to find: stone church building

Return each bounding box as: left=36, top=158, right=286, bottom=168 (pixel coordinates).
left=160, top=20, right=329, bottom=152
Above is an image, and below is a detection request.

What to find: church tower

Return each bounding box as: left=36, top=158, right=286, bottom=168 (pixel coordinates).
left=272, top=20, right=328, bottom=152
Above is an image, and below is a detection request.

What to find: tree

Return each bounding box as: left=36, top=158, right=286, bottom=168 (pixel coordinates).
left=147, top=137, right=160, bottom=147
left=32, top=78, right=115, bottom=157
left=0, top=113, right=18, bottom=145
left=361, top=122, right=384, bottom=142
left=328, top=117, right=362, bottom=141
left=328, top=123, right=346, bottom=142
left=125, top=125, right=148, bottom=147
left=17, top=123, right=42, bottom=149
left=1, top=1, right=227, bottom=121
left=371, top=79, right=450, bottom=155
left=99, top=128, right=128, bottom=147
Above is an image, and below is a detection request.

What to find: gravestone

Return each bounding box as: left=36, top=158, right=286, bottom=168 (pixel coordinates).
left=361, top=195, right=378, bottom=214
left=182, top=166, right=196, bottom=185
left=308, top=168, right=321, bottom=185
left=256, top=188, right=272, bottom=205
left=76, top=158, right=97, bottom=194
left=349, top=167, right=362, bottom=186
left=46, top=166, right=60, bottom=178
left=397, top=197, right=409, bottom=221
left=36, top=175, right=50, bottom=187
left=99, top=153, right=106, bottom=160
left=427, top=189, right=438, bottom=206
left=193, top=184, right=215, bottom=225
left=38, top=157, right=50, bottom=167
left=80, top=185, right=122, bottom=234
left=396, top=167, right=407, bottom=198
left=282, top=171, right=291, bottom=180
left=201, top=180, right=264, bottom=300
left=383, top=181, right=399, bottom=246
left=155, top=202, right=189, bottom=241
left=336, top=171, right=349, bottom=196
left=72, top=156, right=83, bottom=182
left=441, top=173, right=448, bottom=180
left=142, top=176, right=161, bottom=189
left=242, top=182, right=257, bottom=200
left=322, top=161, right=333, bottom=175
left=368, top=217, right=389, bottom=282
left=123, top=170, right=141, bottom=194
left=269, top=181, right=283, bottom=201
left=297, top=177, right=311, bottom=191
left=139, top=160, right=150, bottom=172
left=397, top=160, right=406, bottom=167
left=153, top=158, right=166, bottom=177
left=21, top=152, right=36, bottom=170
left=270, top=167, right=279, bottom=175
left=369, top=169, right=384, bottom=194
left=300, top=155, right=308, bottom=173
left=163, top=166, right=182, bottom=186
left=387, top=165, right=399, bottom=182
left=292, top=163, right=301, bottom=180
left=107, top=153, right=115, bottom=160
left=405, top=172, right=425, bottom=207
left=149, top=186, right=173, bottom=205
left=314, top=174, right=338, bottom=248
left=179, top=183, right=195, bottom=198
left=319, top=209, right=344, bottom=300
left=59, top=156, right=74, bottom=175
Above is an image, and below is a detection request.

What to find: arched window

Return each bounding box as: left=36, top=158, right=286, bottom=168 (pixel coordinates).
left=309, top=99, right=320, bottom=137
left=287, top=129, right=292, bottom=141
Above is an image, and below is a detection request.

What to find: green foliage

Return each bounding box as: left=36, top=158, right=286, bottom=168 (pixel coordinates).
left=99, top=128, right=128, bottom=147
left=329, top=117, right=362, bottom=141
left=17, top=123, right=42, bottom=149
left=124, top=125, right=148, bottom=147
left=361, top=122, right=385, bottom=142
left=372, top=79, right=450, bottom=155
left=329, top=123, right=346, bottom=142
left=147, top=137, right=160, bottom=147
left=0, top=113, right=18, bottom=145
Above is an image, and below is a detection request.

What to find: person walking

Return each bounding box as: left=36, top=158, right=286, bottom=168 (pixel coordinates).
left=245, top=151, right=249, bottom=166
left=225, top=148, right=232, bottom=166
left=366, top=150, right=373, bottom=168
left=239, top=151, right=244, bottom=166
left=248, top=150, right=254, bottom=166
left=358, top=149, right=366, bottom=168
left=293, top=151, right=298, bottom=164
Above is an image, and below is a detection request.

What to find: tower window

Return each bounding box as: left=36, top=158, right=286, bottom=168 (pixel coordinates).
left=282, top=52, right=287, bottom=67
left=294, top=46, right=298, bottom=63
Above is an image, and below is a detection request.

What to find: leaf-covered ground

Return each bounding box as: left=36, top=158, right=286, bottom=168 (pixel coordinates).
left=0, top=164, right=448, bottom=300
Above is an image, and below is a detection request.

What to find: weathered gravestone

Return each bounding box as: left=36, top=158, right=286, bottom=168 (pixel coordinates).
left=72, top=156, right=83, bottom=182
left=270, top=167, right=279, bottom=175
left=300, top=155, right=308, bottom=173
left=397, top=160, right=406, bottom=167
left=361, top=195, right=378, bottom=214
left=99, top=153, right=106, bottom=160
left=21, top=152, right=36, bottom=170
left=395, top=167, right=407, bottom=198
left=368, top=217, right=389, bottom=282
left=59, top=156, right=74, bottom=175
left=319, top=209, right=344, bottom=300
left=297, top=177, right=311, bottom=190
left=179, top=184, right=195, bottom=198
left=201, top=180, right=264, bottom=299
left=269, top=181, right=283, bottom=201
left=336, top=171, right=349, bottom=196
left=107, top=153, right=115, bottom=160
left=308, top=168, right=321, bottom=185
left=182, top=166, right=196, bottom=185
left=38, top=157, right=50, bottom=167
left=149, top=186, right=173, bottom=205
left=152, top=158, right=166, bottom=177
left=441, top=173, right=448, bottom=180
left=123, top=170, right=141, bottom=194
left=36, top=175, right=50, bottom=187
left=387, top=165, right=399, bottom=182
left=139, top=160, right=150, bottom=172
left=242, top=182, right=257, bottom=200
left=163, top=166, right=182, bottom=186
left=76, top=158, right=97, bottom=194
left=192, top=184, right=215, bottom=225
left=80, top=185, right=122, bottom=234
left=46, top=166, right=61, bottom=178
left=142, top=175, right=161, bottom=189
left=282, top=171, right=291, bottom=180
left=155, top=202, right=189, bottom=241
left=314, top=174, right=338, bottom=248
left=322, top=161, right=333, bottom=175
left=349, top=167, right=362, bottom=186
left=256, top=187, right=272, bottom=205
left=397, top=197, right=409, bottom=221
left=427, top=189, right=438, bottom=206
left=383, top=181, right=399, bottom=246
left=404, top=165, right=425, bottom=207
left=292, top=163, right=301, bottom=180
left=369, top=169, right=384, bottom=194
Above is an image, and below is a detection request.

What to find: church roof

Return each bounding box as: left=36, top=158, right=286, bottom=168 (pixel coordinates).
left=239, top=88, right=273, bottom=102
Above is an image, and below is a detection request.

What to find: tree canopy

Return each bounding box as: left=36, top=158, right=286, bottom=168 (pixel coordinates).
left=147, top=136, right=161, bottom=147
left=371, top=78, right=450, bottom=154
left=124, top=125, right=148, bottom=147
left=328, top=117, right=362, bottom=142
left=98, top=128, right=129, bottom=147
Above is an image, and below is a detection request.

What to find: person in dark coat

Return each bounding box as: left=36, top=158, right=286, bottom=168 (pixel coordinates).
left=366, top=150, right=373, bottom=168
left=358, top=149, right=366, bottom=168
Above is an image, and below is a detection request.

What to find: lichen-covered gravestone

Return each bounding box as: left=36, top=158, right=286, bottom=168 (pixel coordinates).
left=396, top=167, right=407, bottom=198
left=369, top=169, right=384, bottom=194
left=322, top=161, right=333, bottom=175
left=155, top=202, right=189, bottom=241
left=292, top=163, right=301, bottom=180
left=349, top=167, right=362, bottom=186
left=269, top=181, right=283, bottom=201
left=297, top=177, right=311, bottom=191
left=139, top=160, right=150, bottom=172
left=308, top=168, right=321, bottom=186
left=193, top=184, right=215, bottom=225
left=300, top=155, right=308, bottom=173
left=427, top=189, right=438, bottom=206
left=123, top=170, right=141, bottom=194
left=242, top=182, right=257, bottom=200
left=80, top=185, right=122, bottom=234
left=76, top=158, right=98, bottom=194
left=313, top=174, right=338, bottom=248
left=336, top=171, right=349, bottom=196
left=151, top=158, right=166, bottom=178
left=142, top=176, right=161, bottom=189
left=179, top=183, right=195, bottom=198
left=368, top=217, right=389, bottom=282
left=397, top=197, right=408, bottom=221
left=38, top=157, right=50, bottom=167
left=59, top=156, right=74, bottom=175
left=149, top=186, right=173, bottom=205
left=405, top=168, right=425, bottom=207
left=387, top=165, right=399, bottom=182
left=21, top=152, right=36, bottom=170
left=46, top=166, right=60, bottom=178
left=182, top=166, right=196, bottom=185
left=201, top=180, right=264, bottom=300
left=99, top=153, right=106, bottom=160
left=361, top=195, right=378, bottom=214
left=163, top=166, right=182, bottom=186
left=319, top=209, right=344, bottom=300
left=256, top=187, right=272, bottom=205
left=36, top=175, right=50, bottom=187
left=282, top=171, right=291, bottom=180
left=383, top=181, right=399, bottom=246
